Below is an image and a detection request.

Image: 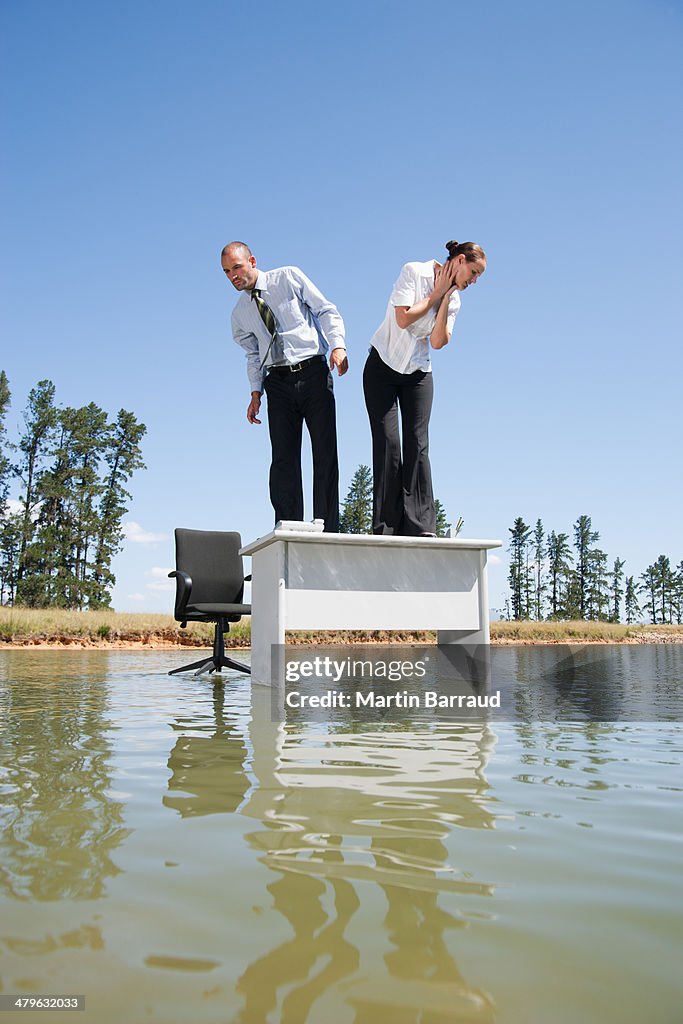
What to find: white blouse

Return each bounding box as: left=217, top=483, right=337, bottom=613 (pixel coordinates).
left=369, top=260, right=461, bottom=374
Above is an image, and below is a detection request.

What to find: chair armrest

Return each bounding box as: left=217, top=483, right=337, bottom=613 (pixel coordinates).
left=168, top=570, right=192, bottom=617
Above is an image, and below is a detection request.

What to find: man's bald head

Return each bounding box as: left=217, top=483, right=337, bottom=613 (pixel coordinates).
left=221, top=241, right=258, bottom=291
left=221, top=241, right=252, bottom=261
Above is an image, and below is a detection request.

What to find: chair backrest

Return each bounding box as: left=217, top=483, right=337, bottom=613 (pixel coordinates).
left=174, top=529, right=245, bottom=606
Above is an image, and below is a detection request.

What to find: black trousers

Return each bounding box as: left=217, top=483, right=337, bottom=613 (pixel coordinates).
left=263, top=357, right=340, bottom=533
left=362, top=346, right=435, bottom=536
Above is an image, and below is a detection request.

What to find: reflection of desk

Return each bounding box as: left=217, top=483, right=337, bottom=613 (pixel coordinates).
left=236, top=688, right=498, bottom=1022
left=241, top=522, right=501, bottom=686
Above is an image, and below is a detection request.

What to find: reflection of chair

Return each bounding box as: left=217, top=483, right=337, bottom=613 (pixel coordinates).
left=164, top=683, right=250, bottom=814
left=168, top=529, right=251, bottom=677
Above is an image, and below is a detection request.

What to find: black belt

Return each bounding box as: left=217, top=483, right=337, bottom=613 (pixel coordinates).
left=267, top=355, right=326, bottom=376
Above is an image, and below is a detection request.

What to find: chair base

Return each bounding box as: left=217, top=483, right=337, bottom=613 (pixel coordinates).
left=169, top=654, right=251, bottom=676
left=169, top=616, right=251, bottom=677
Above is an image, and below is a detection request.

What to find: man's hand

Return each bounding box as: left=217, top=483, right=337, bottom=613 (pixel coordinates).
left=330, top=347, right=348, bottom=376
left=247, top=391, right=262, bottom=424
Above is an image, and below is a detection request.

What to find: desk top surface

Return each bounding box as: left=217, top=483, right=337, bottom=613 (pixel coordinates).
left=241, top=525, right=502, bottom=557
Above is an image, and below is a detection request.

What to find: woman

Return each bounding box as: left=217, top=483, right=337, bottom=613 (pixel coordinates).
left=363, top=239, right=487, bottom=536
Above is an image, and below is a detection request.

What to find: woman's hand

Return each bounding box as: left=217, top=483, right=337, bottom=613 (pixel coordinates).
left=432, top=260, right=458, bottom=300
left=395, top=261, right=456, bottom=330
left=430, top=265, right=458, bottom=349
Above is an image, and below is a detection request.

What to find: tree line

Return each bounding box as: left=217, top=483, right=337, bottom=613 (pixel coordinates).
left=338, top=464, right=459, bottom=537
left=0, top=372, right=146, bottom=610
left=507, top=514, right=682, bottom=625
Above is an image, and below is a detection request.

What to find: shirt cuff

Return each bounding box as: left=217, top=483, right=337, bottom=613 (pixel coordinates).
left=248, top=373, right=265, bottom=392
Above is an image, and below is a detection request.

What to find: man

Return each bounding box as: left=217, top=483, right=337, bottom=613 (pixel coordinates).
left=222, top=241, right=348, bottom=532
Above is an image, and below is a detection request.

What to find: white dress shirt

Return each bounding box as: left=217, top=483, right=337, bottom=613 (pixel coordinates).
left=231, top=266, right=346, bottom=393
left=369, top=260, right=461, bottom=374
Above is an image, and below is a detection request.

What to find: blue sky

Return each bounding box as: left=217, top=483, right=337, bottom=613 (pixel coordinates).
left=2, top=0, right=681, bottom=614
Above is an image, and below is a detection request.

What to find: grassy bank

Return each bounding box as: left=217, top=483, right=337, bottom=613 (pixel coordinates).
left=0, top=607, right=251, bottom=646
left=0, top=607, right=681, bottom=646
left=490, top=620, right=683, bottom=642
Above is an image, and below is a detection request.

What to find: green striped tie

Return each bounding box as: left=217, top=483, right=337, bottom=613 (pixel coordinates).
left=251, top=289, right=283, bottom=367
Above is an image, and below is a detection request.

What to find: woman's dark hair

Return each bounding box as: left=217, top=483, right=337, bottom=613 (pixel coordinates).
left=445, top=240, right=486, bottom=263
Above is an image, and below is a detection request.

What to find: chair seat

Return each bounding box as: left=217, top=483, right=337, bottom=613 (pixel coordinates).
left=185, top=603, right=251, bottom=617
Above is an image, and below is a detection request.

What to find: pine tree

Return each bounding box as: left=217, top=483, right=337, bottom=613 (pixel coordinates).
left=0, top=371, right=12, bottom=604
left=27, top=411, right=73, bottom=606
left=546, top=530, right=573, bottom=619
left=0, top=371, right=11, bottom=517
left=15, top=381, right=58, bottom=600
left=638, top=555, right=677, bottom=626
left=586, top=547, right=610, bottom=620
left=339, top=464, right=372, bottom=534
left=639, top=564, right=658, bottom=623
left=563, top=569, right=582, bottom=620
left=29, top=403, right=110, bottom=609
left=573, top=515, right=600, bottom=619
left=0, top=513, right=21, bottom=605
left=90, top=410, right=147, bottom=608
left=72, top=404, right=109, bottom=606
left=11, top=383, right=146, bottom=610
left=653, top=554, right=675, bottom=625
left=434, top=499, right=451, bottom=537
left=672, top=562, right=683, bottom=625
left=609, top=557, right=625, bottom=623
left=533, top=519, right=545, bottom=620
left=624, top=575, right=641, bottom=624
left=508, top=517, right=533, bottom=620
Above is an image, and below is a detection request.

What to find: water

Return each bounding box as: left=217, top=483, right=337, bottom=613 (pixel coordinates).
left=0, top=648, right=681, bottom=1024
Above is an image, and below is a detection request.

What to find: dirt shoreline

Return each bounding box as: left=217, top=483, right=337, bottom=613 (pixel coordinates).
left=2, top=632, right=682, bottom=650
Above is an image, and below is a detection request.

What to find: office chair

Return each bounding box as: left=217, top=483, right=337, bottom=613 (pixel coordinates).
left=168, top=529, right=251, bottom=676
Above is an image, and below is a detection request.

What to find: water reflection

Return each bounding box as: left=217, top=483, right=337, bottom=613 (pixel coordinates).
left=272, top=644, right=683, bottom=725
left=164, top=682, right=249, bottom=817
left=235, top=867, right=360, bottom=1024
left=1, top=648, right=679, bottom=1023
left=247, top=689, right=497, bottom=1022
left=502, top=644, right=683, bottom=721
left=164, top=683, right=498, bottom=1021
left=0, top=652, right=130, bottom=902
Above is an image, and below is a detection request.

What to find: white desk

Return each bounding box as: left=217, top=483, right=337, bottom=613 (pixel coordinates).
left=241, top=522, right=502, bottom=686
